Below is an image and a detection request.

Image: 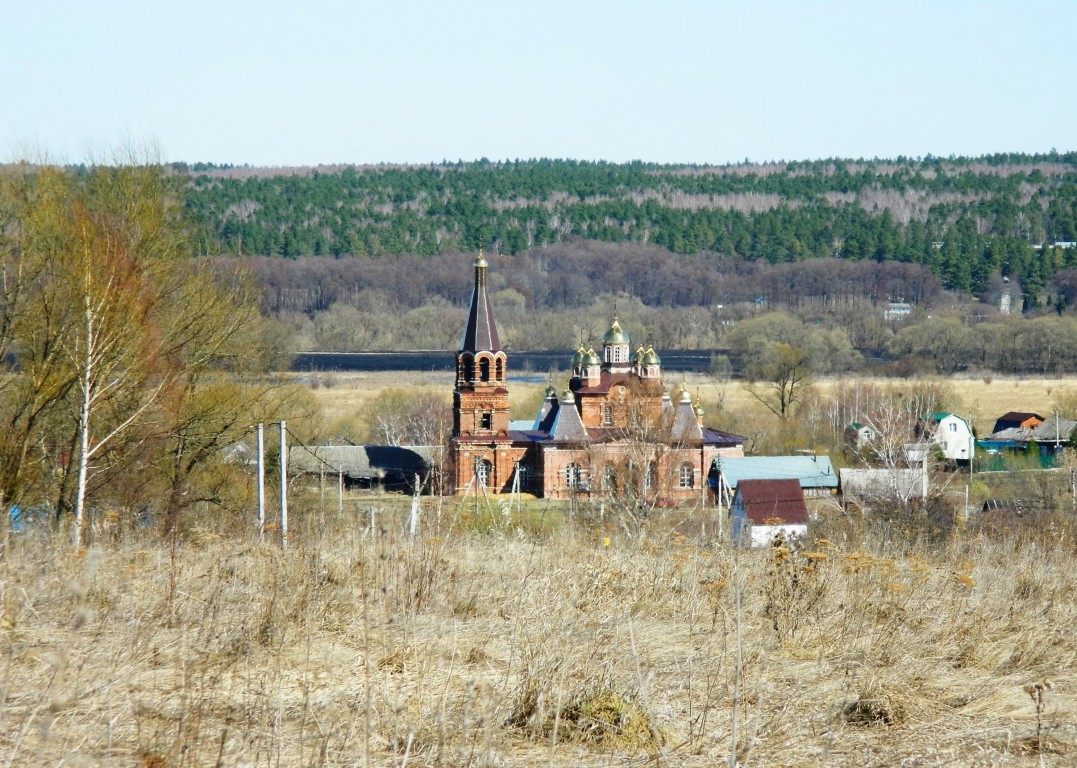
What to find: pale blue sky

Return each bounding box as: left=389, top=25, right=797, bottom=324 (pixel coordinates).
left=3, top=1, right=1074, bottom=166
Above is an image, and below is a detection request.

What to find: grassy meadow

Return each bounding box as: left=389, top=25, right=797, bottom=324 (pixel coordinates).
left=308, top=370, right=1077, bottom=446
left=3, top=371, right=1077, bottom=766
left=2, top=492, right=1077, bottom=766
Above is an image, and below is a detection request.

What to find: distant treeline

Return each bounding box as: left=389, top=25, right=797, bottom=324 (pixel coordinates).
left=184, top=154, right=1077, bottom=303
left=242, top=245, right=945, bottom=315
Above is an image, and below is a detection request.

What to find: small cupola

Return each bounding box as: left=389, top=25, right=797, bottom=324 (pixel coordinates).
left=571, top=346, right=586, bottom=377
left=582, top=347, right=601, bottom=383
left=602, top=317, right=631, bottom=367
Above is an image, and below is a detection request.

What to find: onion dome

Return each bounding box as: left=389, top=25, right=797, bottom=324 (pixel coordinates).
left=642, top=346, right=661, bottom=366
left=602, top=317, right=630, bottom=346
left=571, top=347, right=585, bottom=365
left=561, top=389, right=576, bottom=404
left=678, top=386, right=692, bottom=404
left=545, top=385, right=558, bottom=398
left=694, top=401, right=705, bottom=418
left=473, top=251, right=489, bottom=268
left=583, top=347, right=601, bottom=366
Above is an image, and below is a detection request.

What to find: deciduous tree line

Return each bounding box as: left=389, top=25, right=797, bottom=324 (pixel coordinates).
left=0, top=163, right=301, bottom=541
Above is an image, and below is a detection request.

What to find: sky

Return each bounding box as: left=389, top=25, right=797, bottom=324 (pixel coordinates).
left=3, top=1, right=1075, bottom=167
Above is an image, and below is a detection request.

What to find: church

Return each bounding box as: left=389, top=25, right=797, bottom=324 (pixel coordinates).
left=449, top=253, right=745, bottom=500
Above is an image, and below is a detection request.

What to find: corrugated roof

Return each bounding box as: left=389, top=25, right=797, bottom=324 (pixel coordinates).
left=1029, top=416, right=1077, bottom=442
left=736, top=479, right=809, bottom=524
left=702, top=428, right=745, bottom=447
left=714, top=455, right=838, bottom=489
left=288, top=445, right=437, bottom=479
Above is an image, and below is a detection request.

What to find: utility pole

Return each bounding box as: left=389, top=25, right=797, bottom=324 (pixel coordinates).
left=256, top=423, right=265, bottom=541
left=280, top=420, right=288, bottom=549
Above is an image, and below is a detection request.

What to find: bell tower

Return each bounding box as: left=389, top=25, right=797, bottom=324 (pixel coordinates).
left=450, top=253, right=514, bottom=494
left=453, top=252, right=510, bottom=437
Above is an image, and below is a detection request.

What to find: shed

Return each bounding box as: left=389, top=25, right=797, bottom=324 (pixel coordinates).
left=288, top=445, right=439, bottom=491
left=991, top=412, right=1044, bottom=434
left=710, top=455, right=839, bottom=499
left=730, top=478, right=809, bottom=547
left=840, top=467, right=926, bottom=508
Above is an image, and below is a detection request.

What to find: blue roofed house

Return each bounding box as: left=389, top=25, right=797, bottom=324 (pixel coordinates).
left=710, top=455, right=839, bottom=511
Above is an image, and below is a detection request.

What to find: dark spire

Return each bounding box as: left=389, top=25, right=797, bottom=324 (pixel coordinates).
left=459, top=251, right=501, bottom=353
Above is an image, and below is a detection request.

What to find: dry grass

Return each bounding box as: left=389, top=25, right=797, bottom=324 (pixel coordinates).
left=301, top=371, right=1077, bottom=438
left=2, top=499, right=1076, bottom=767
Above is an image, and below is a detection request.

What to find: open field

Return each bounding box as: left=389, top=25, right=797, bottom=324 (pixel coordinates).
left=303, top=370, right=1077, bottom=439
left=2, top=501, right=1076, bottom=766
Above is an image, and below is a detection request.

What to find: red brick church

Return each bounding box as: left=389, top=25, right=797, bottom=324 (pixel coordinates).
left=449, top=254, right=744, bottom=499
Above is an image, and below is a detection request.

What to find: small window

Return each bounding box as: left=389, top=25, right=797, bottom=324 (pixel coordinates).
left=645, top=462, right=656, bottom=490
left=476, top=459, right=492, bottom=487
left=516, top=463, right=529, bottom=489
left=495, top=357, right=504, bottom=381
left=679, top=464, right=694, bottom=489
left=949, top=422, right=957, bottom=432
left=480, top=412, right=493, bottom=430
left=603, top=405, right=613, bottom=425
left=602, top=466, right=617, bottom=491
left=565, top=462, right=580, bottom=489
left=479, top=358, right=490, bottom=382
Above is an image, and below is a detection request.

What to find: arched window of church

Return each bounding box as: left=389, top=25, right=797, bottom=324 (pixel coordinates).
left=604, top=346, right=612, bottom=363
left=476, top=459, right=492, bottom=488
left=603, top=405, right=613, bottom=425
left=515, top=463, right=529, bottom=489
left=479, top=357, right=490, bottom=382
left=679, top=464, right=694, bottom=489
left=645, top=462, right=656, bottom=490
left=565, top=462, right=580, bottom=489
left=495, top=357, right=504, bottom=381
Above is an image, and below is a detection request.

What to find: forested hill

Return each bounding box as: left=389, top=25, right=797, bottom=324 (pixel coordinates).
left=181, top=154, right=1077, bottom=301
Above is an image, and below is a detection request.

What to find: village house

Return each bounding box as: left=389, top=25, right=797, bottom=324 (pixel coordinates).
left=979, top=413, right=1077, bottom=460
left=448, top=254, right=745, bottom=499
left=729, top=478, right=809, bottom=547
left=990, top=412, right=1044, bottom=434
left=920, top=413, right=975, bottom=465
left=709, top=454, right=839, bottom=507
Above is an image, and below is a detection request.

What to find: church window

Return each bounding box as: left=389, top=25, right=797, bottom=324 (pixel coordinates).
left=480, top=412, right=492, bottom=430
left=479, top=357, right=490, bottom=382
left=495, top=357, right=504, bottom=381
left=679, top=464, right=694, bottom=489
left=603, top=405, right=613, bottom=425
left=602, top=466, right=617, bottom=491
left=565, top=462, right=581, bottom=489
left=645, top=462, right=656, bottom=490
left=475, top=459, right=492, bottom=487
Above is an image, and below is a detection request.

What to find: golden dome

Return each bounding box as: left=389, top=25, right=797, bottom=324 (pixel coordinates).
left=602, top=317, right=630, bottom=346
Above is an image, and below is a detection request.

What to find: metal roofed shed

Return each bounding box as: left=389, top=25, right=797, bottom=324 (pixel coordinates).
left=730, top=478, right=809, bottom=547
left=710, top=455, right=839, bottom=494
left=288, top=445, right=440, bottom=492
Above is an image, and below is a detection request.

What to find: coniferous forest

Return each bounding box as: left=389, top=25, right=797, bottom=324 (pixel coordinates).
left=173, top=153, right=1077, bottom=372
